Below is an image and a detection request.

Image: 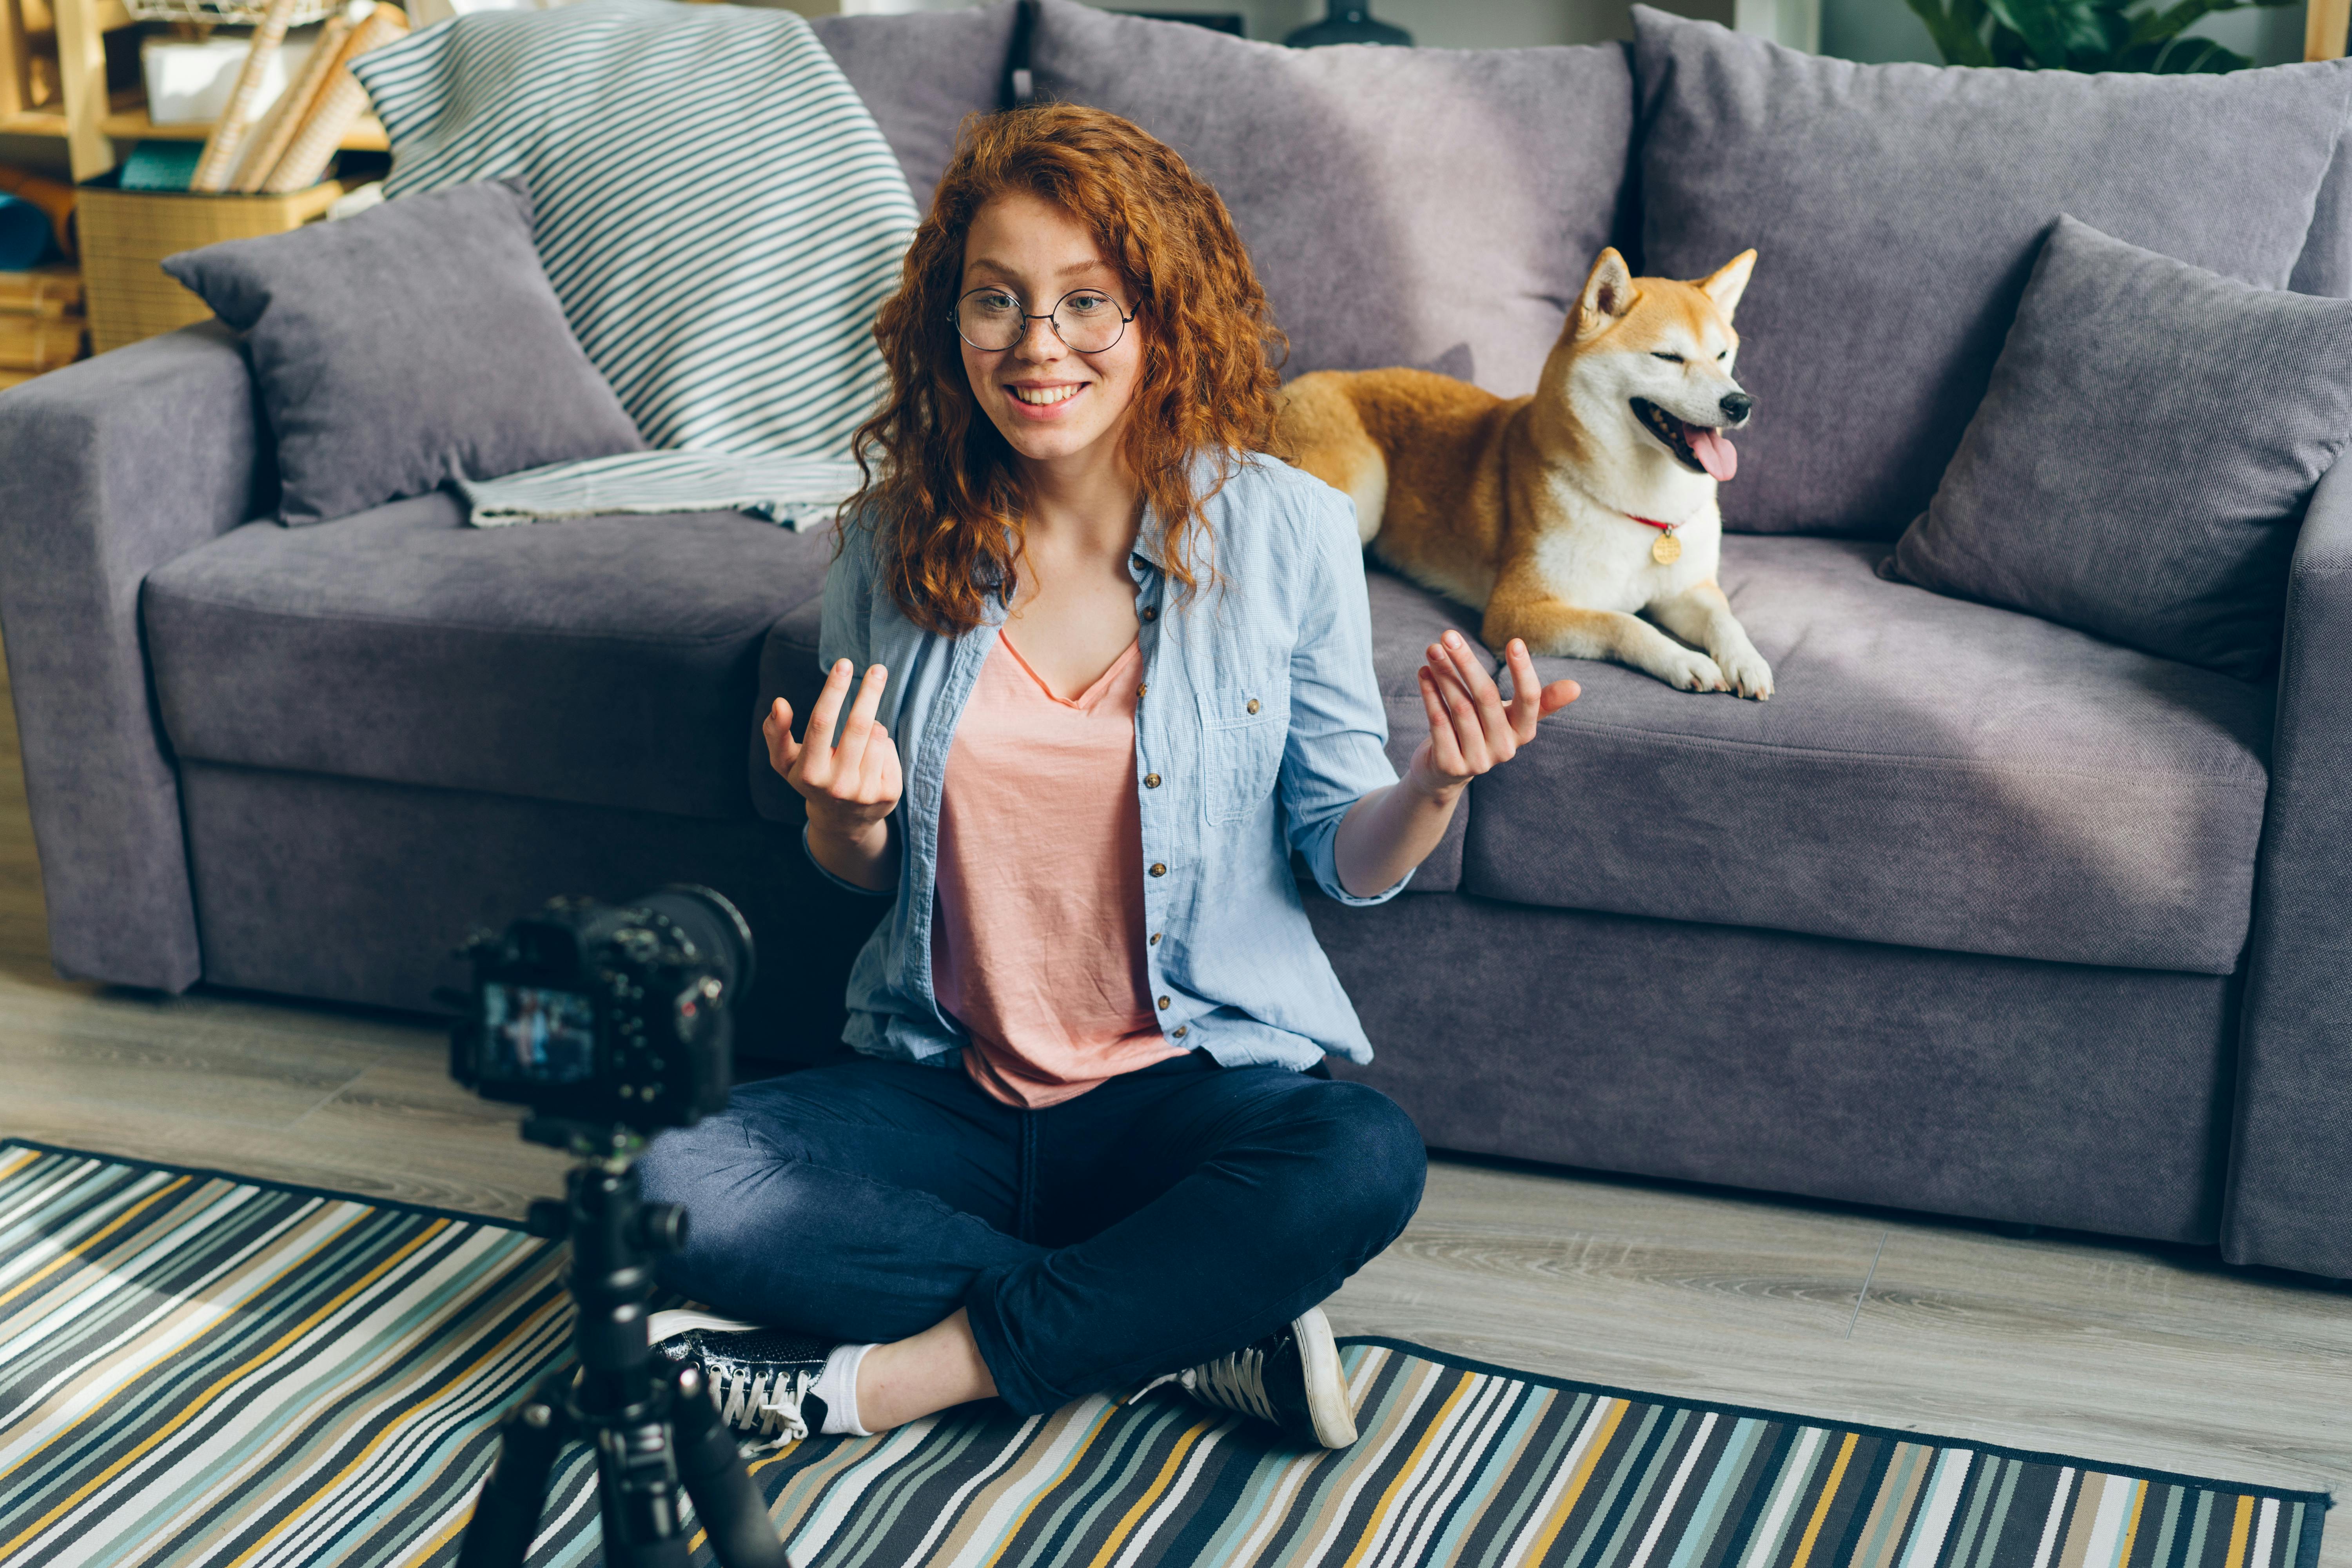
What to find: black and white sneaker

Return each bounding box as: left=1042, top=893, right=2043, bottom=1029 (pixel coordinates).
left=1157, top=1306, right=1358, bottom=1449
left=649, top=1309, right=834, bottom=1448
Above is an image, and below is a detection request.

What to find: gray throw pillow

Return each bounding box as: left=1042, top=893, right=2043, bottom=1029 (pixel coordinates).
left=1632, top=6, right=2352, bottom=539
left=1026, top=0, right=1634, bottom=397
left=2290, top=133, right=2352, bottom=298
left=1892, top=216, right=2352, bottom=681
left=163, top=177, right=645, bottom=526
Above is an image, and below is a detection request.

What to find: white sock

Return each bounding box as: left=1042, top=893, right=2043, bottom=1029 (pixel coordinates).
left=813, top=1342, right=875, bottom=1437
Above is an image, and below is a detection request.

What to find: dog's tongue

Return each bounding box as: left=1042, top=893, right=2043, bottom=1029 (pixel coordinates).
left=1687, top=423, right=1738, bottom=482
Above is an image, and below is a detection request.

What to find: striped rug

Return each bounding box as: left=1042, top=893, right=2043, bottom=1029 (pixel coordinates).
left=0, top=1142, right=2327, bottom=1568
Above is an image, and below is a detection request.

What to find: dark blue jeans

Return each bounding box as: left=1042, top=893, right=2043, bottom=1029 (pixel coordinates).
left=635, top=1051, right=1427, bottom=1416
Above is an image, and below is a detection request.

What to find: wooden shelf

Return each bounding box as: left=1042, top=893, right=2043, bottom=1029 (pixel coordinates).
left=7, top=0, right=386, bottom=178
left=99, top=106, right=386, bottom=149
left=0, top=106, right=383, bottom=152
left=0, top=108, right=70, bottom=136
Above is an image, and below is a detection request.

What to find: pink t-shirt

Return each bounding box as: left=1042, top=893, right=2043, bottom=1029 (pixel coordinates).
left=933, top=632, right=1182, bottom=1108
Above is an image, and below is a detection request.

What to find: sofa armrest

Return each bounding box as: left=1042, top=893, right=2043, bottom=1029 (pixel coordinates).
left=0, top=322, right=267, bottom=990
left=2221, top=458, right=2352, bottom=1276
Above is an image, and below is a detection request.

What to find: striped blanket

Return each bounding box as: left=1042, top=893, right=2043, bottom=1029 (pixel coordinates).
left=350, top=1, right=918, bottom=529
left=0, top=1142, right=2328, bottom=1568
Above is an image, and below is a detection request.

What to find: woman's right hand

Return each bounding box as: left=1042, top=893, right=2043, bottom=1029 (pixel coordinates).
left=766, top=660, right=904, bottom=865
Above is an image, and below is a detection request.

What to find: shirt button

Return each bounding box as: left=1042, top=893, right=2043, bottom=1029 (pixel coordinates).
left=1144, top=772, right=1161, bottom=788
left=1172, top=1025, right=1187, bottom=1039
left=1149, top=862, right=1166, bottom=877
left=1149, top=933, right=1160, bottom=945
left=1141, top=606, right=1157, bottom=622
left=1157, top=995, right=1170, bottom=1010
left=1137, top=684, right=1147, bottom=698
left=1246, top=698, right=1260, bottom=715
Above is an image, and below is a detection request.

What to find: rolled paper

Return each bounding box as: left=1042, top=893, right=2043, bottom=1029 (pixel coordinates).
left=0, top=194, right=51, bottom=270
left=231, top=12, right=355, bottom=193
left=190, top=0, right=305, bottom=194
left=263, top=4, right=407, bottom=195
left=0, top=166, right=77, bottom=259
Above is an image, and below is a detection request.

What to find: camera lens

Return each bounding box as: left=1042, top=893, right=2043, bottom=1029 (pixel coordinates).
left=639, top=885, right=755, bottom=1001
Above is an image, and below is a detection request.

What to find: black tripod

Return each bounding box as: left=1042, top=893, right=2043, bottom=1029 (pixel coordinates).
left=457, top=1127, right=794, bottom=1568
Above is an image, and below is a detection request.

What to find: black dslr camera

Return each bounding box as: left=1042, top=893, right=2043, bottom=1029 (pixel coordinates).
left=449, top=884, right=754, bottom=1148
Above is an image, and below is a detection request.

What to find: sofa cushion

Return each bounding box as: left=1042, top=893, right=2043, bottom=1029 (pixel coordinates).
left=1462, top=535, right=2272, bottom=974
left=807, top=3, right=1019, bottom=212
left=1895, top=215, right=2352, bottom=682
left=1026, top=0, right=1633, bottom=397
left=2291, top=132, right=2352, bottom=298
left=143, top=492, right=833, bottom=820
left=1632, top=5, right=2352, bottom=539
left=160, top=178, right=646, bottom=528
left=747, top=551, right=1488, bottom=892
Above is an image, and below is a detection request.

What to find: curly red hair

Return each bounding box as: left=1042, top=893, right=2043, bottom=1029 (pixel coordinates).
left=844, top=102, right=1287, bottom=637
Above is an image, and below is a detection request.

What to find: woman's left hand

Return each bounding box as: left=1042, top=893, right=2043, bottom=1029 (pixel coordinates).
left=1407, top=631, right=1580, bottom=798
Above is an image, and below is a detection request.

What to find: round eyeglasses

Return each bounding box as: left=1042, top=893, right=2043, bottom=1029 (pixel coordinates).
left=953, top=286, right=1138, bottom=354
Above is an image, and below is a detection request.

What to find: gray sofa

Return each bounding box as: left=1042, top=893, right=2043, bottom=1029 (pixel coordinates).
left=5, top=0, right=2350, bottom=1279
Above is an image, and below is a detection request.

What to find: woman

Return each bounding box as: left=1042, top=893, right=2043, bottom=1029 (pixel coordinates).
left=639, top=103, right=1578, bottom=1451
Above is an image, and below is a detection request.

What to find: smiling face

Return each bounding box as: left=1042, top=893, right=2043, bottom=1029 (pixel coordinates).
left=1561, top=248, right=1756, bottom=492
left=1617, top=290, right=1747, bottom=482
left=959, top=190, right=1146, bottom=477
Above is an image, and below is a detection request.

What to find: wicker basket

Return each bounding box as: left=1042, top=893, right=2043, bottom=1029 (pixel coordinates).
left=78, top=179, right=343, bottom=354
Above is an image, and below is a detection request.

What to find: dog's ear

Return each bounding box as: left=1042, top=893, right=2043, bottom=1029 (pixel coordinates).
left=1698, top=250, right=1757, bottom=322
left=1578, top=249, right=1637, bottom=335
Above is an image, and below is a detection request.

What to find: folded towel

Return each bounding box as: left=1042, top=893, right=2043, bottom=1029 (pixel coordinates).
left=457, top=451, right=864, bottom=531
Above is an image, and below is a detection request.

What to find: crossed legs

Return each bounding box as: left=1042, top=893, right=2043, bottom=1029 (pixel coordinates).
left=637, top=1053, right=1426, bottom=1423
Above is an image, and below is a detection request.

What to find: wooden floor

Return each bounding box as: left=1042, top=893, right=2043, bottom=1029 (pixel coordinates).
left=4, top=642, right=2349, bottom=1561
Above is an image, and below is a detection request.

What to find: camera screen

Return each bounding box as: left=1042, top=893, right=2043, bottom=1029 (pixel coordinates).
left=481, top=982, right=597, bottom=1085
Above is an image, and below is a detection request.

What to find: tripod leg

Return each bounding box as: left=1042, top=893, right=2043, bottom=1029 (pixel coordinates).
left=669, top=1362, right=796, bottom=1568
left=457, top=1373, right=574, bottom=1568
left=591, top=1412, right=695, bottom=1568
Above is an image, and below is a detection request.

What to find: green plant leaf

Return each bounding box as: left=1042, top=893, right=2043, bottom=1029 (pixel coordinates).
left=1985, top=20, right=2035, bottom=64
left=1983, top=0, right=2075, bottom=65
left=1900, top=0, right=1994, bottom=65
left=2132, top=0, right=2238, bottom=42
left=1906, top=0, right=2276, bottom=71
left=2152, top=34, right=2252, bottom=69
left=2062, top=3, right=2133, bottom=65
left=2129, top=0, right=2293, bottom=46
left=1904, top=0, right=1997, bottom=64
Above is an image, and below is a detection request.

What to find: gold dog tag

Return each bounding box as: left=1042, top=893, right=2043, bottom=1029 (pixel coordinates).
left=1652, top=532, right=1683, bottom=565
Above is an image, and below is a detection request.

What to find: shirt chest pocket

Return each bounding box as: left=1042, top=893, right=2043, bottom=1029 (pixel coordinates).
left=1198, top=679, right=1289, bottom=826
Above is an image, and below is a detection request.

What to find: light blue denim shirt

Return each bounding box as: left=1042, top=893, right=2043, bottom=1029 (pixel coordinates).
left=809, top=452, right=1407, bottom=1072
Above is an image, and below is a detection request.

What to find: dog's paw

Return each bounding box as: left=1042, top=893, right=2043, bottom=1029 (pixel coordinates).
left=1719, top=649, right=1775, bottom=702
left=1655, top=648, right=1727, bottom=693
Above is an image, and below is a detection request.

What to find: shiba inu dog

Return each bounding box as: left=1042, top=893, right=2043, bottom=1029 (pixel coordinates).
left=1279, top=247, right=1772, bottom=699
